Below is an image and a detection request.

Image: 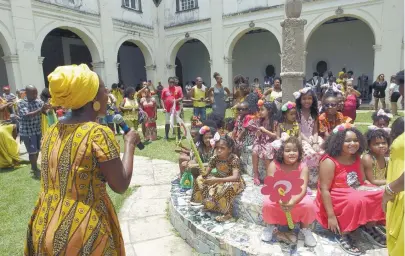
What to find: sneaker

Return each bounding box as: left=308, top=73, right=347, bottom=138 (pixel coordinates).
left=171, top=178, right=180, bottom=184
left=300, top=228, right=317, bottom=247
left=261, top=225, right=275, bottom=242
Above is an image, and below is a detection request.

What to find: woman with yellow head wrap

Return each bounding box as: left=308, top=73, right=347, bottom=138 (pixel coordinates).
left=0, top=123, right=19, bottom=168
left=25, top=64, right=141, bottom=255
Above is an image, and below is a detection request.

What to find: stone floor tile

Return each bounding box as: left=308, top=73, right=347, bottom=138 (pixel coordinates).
left=133, top=235, right=194, bottom=256
left=134, top=185, right=171, bottom=199
left=124, top=244, right=137, bottom=256
left=121, top=198, right=168, bottom=219
left=128, top=215, right=174, bottom=243
left=130, top=173, right=155, bottom=186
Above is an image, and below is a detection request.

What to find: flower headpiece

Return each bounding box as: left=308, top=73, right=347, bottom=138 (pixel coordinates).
left=199, top=125, right=210, bottom=135
left=281, top=101, right=296, bottom=112
left=376, top=109, right=393, bottom=119
left=368, top=125, right=391, bottom=133
left=332, top=123, right=354, bottom=134
left=209, top=132, right=221, bottom=148
left=293, top=87, right=311, bottom=99
left=257, top=99, right=264, bottom=107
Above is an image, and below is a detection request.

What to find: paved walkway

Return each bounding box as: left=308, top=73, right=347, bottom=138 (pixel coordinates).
left=118, top=155, right=195, bottom=256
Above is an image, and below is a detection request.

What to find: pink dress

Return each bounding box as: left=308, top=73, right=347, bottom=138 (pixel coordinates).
left=298, top=112, right=324, bottom=168
left=140, top=97, right=157, bottom=140
left=315, top=155, right=385, bottom=232
left=252, top=119, right=276, bottom=160
left=343, top=94, right=357, bottom=121
left=262, top=162, right=316, bottom=225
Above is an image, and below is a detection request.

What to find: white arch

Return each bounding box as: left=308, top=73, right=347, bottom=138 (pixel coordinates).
left=167, top=34, right=212, bottom=65
left=304, top=10, right=379, bottom=48
left=35, top=21, right=102, bottom=62
left=224, top=23, right=282, bottom=59
left=0, top=20, right=15, bottom=55
left=115, top=35, right=154, bottom=66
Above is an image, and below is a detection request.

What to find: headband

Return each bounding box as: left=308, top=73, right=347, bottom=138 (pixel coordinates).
left=209, top=132, right=221, bottom=148
left=332, top=123, right=354, bottom=134
left=293, top=87, right=312, bottom=99
left=368, top=125, right=391, bottom=133
left=376, top=109, right=393, bottom=119
left=199, top=125, right=210, bottom=135
left=281, top=101, right=296, bottom=112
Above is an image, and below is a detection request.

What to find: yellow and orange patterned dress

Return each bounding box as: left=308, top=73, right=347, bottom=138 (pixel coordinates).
left=25, top=122, right=123, bottom=255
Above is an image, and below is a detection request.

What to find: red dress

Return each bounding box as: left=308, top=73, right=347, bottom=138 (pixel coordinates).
left=315, top=154, right=385, bottom=232
left=140, top=97, right=157, bottom=140
left=342, top=94, right=357, bottom=121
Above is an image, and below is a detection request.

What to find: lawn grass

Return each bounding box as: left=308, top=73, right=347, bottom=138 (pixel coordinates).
left=355, top=110, right=404, bottom=124
left=0, top=165, right=135, bottom=255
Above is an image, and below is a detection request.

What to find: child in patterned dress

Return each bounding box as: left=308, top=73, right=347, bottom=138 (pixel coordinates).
left=252, top=100, right=278, bottom=185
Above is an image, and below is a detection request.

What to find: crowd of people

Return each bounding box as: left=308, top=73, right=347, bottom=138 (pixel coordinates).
left=0, top=63, right=402, bottom=255
left=174, top=70, right=404, bottom=255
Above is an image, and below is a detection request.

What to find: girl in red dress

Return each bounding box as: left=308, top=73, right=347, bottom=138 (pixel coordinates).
left=315, top=124, right=386, bottom=255
left=140, top=88, right=157, bottom=141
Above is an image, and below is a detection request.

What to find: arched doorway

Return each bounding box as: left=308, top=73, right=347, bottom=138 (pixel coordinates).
left=0, top=42, right=8, bottom=87
left=306, top=16, right=375, bottom=88
left=232, top=29, right=281, bottom=86
left=174, top=39, right=210, bottom=88
left=41, top=28, right=93, bottom=87
left=117, top=41, right=147, bottom=89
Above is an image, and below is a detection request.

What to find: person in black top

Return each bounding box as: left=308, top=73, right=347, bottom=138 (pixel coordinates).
left=372, top=74, right=387, bottom=110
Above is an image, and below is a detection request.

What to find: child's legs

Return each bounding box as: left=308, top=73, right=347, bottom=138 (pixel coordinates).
left=178, top=154, right=190, bottom=176
left=263, top=199, right=287, bottom=225
left=252, top=150, right=259, bottom=176
left=292, top=195, right=316, bottom=226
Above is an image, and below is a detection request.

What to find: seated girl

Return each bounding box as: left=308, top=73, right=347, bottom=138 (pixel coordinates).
left=252, top=100, right=278, bottom=185
left=371, top=109, right=392, bottom=128
left=294, top=88, right=323, bottom=169
left=318, top=94, right=348, bottom=139
left=271, top=102, right=300, bottom=151
left=315, top=124, right=386, bottom=255
left=362, top=129, right=390, bottom=186
left=191, top=135, right=245, bottom=222
left=261, top=137, right=317, bottom=247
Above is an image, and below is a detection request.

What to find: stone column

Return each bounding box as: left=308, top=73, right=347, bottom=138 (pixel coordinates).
left=92, top=61, right=106, bottom=79
left=38, top=56, right=46, bottom=88
left=145, top=64, right=157, bottom=83
left=280, top=0, right=307, bottom=103
left=2, top=55, right=22, bottom=91
left=210, top=0, right=224, bottom=87
left=223, top=56, right=234, bottom=93
left=370, top=44, right=383, bottom=107
left=166, top=64, right=176, bottom=80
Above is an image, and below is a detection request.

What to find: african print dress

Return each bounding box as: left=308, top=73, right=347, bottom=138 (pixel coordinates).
left=25, top=122, right=124, bottom=255
left=191, top=154, right=245, bottom=215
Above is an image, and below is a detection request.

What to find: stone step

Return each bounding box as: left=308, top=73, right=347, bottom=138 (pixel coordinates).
left=169, top=183, right=387, bottom=256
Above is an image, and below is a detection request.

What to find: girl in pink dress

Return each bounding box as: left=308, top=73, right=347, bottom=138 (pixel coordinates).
left=342, top=82, right=361, bottom=122
left=294, top=88, right=323, bottom=169
left=140, top=88, right=157, bottom=141
left=316, top=124, right=386, bottom=255
left=252, top=100, right=278, bottom=185
left=261, top=137, right=317, bottom=247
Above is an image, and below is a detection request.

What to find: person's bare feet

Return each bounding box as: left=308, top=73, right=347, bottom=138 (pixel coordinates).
left=215, top=214, right=232, bottom=222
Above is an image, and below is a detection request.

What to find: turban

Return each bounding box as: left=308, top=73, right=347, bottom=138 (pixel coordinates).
left=48, top=64, right=99, bottom=110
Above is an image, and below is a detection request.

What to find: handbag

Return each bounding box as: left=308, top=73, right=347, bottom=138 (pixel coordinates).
left=180, top=171, right=194, bottom=189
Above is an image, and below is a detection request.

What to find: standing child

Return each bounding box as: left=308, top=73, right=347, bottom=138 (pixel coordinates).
left=191, top=135, right=245, bottom=222
left=342, top=81, right=361, bottom=122
left=294, top=88, right=323, bottom=168
left=371, top=109, right=392, bottom=128
left=362, top=128, right=390, bottom=186
left=261, top=137, right=317, bottom=247
left=140, top=88, right=157, bottom=142
left=120, top=86, right=146, bottom=131
left=252, top=100, right=277, bottom=185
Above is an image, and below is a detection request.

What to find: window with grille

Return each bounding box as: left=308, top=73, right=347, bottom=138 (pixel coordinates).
left=177, top=0, right=198, bottom=12
left=123, top=0, right=141, bottom=11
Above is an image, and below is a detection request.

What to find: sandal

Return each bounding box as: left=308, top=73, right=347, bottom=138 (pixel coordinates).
left=361, top=226, right=386, bottom=248
left=215, top=214, right=232, bottom=222
left=335, top=235, right=361, bottom=255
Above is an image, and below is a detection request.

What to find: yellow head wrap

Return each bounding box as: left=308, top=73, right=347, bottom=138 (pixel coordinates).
left=48, top=64, right=99, bottom=110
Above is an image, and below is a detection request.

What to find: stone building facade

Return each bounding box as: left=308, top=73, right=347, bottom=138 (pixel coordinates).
left=0, top=0, right=403, bottom=94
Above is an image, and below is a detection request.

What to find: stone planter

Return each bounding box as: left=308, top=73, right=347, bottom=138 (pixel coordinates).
left=285, top=0, right=302, bottom=18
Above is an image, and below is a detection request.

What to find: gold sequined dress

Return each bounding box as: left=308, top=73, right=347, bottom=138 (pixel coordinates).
left=25, top=122, right=123, bottom=255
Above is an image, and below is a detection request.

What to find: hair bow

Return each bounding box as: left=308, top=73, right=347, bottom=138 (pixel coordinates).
left=210, top=132, right=221, bottom=148
left=376, top=109, right=393, bottom=119
left=281, top=101, right=296, bottom=112
left=199, top=126, right=210, bottom=135
left=332, top=123, right=354, bottom=134
left=368, top=125, right=391, bottom=133
left=293, top=87, right=312, bottom=99
left=270, top=133, right=290, bottom=151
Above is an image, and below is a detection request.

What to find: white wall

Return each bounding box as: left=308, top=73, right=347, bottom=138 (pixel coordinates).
left=176, top=41, right=210, bottom=86
left=223, top=0, right=283, bottom=16
left=118, top=44, right=147, bottom=87
left=112, top=0, right=153, bottom=27
left=164, top=0, right=211, bottom=27
left=37, top=0, right=99, bottom=14
left=232, top=32, right=281, bottom=84
left=306, top=20, right=374, bottom=81
left=0, top=46, right=8, bottom=87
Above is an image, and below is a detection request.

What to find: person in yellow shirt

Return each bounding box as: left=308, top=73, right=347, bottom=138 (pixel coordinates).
left=190, top=77, right=208, bottom=120
left=111, top=83, right=124, bottom=133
